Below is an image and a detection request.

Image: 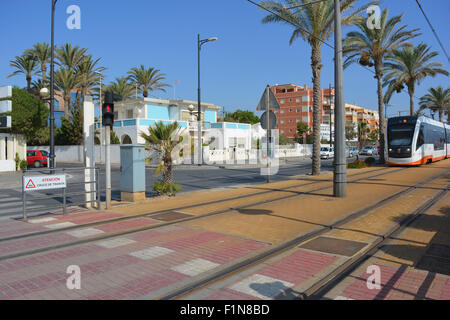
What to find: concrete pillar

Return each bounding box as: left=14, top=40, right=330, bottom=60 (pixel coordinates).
left=83, top=97, right=95, bottom=208
left=0, top=136, right=5, bottom=160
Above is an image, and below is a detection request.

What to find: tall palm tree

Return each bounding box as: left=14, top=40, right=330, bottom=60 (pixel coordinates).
left=54, top=68, right=80, bottom=118
left=56, top=44, right=87, bottom=71
left=383, top=43, right=449, bottom=116
left=8, top=53, right=38, bottom=91
left=140, top=121, right=183, bottom=196
left=343, top=8, right=420, bottom=163
left=419, top=86, right=450, bottom=122
left=105, top=77, right=135, bottom=101
left=75, top=54, right=106, bottom=103
left=260, top=0, right=369, bottom=175
left=26, top=42, right=51, bottom=84
left=127, top=65, right=169, bottom=98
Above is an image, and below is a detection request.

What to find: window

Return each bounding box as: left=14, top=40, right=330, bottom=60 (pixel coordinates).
left=302, top=96, right=310, bottom=102
left=416, top=125, right=425, bottom=150
left=114, top=111, right=119, bottom=120
left=289, top=119, right=293, bottom=123
left=281, top=130, right=285, bottom=134
left=302, top=116, right=309, bottom=122
left=281, top=120, right=285, bottom=124
left=302, top=106, right=308, bottom=113
left=280, top=109, right=285, bottom=114
left=289, top=98, right=292, bottom=102
left=280, top=99, right=285, bottom=104
left=289, top=108, right=292, bottom=112
left=296, top=98, right=301, bottom=103
left=296, top=119, right=300, bottom=123
left=27, top=151, right=36, bottom=157
left=296, top=108, right=300, bottom=113
left=126, top=109, right=134, bottom=119
left=289, top=129, right=293, bottom=132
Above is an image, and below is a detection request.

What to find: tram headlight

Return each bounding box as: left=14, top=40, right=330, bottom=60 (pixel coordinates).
left=389, top=148, right=392, bottom=152
left=406, top=148, right=411, bottom=152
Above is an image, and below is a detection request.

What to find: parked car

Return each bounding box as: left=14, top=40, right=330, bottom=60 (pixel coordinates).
left=320, top=147, right=334, bottom=159
left=26, top=150, right=48, bottom=168
left=360, top=146, right=378, bottom=156
left=349, top=147, right=359, bottom=157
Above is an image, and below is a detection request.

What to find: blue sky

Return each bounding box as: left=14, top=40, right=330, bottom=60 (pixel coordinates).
left=0, top=0, right=449, bottom=117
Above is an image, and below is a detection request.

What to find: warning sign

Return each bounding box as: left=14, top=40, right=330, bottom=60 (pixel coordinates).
left=23, top=174, right=66, bottom=192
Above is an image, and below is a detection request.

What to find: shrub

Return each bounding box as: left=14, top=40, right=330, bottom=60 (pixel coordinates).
left=14, top=153, right=21, bottom=171
left=364, top=157, right=376, bottom=166
left=153, top=180, right=181, bottom=196
left=347, top=160, right=367, bottom=169
left=20, top=160, right=28, bottom=170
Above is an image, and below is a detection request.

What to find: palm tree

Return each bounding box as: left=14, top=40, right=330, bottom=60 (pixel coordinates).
left=343, top=8, right=420, bottom=163
left=260, top=0, right=369, bottom=175
left=26, top=42, right=51, bottom=84
left=127, top=65, right=169, bottom=98
left=54, top=68, right=80, bottom=118
left=358, top=121, right=370, bottom=150
left=8, top=53, right=38, bottom=91
left=105, top=77, right=135, bottom=101
left=419, top=86, right=450, bottom=122
left=56, top=44, right=87, bottom=70
left=140, top=121, right=183, bottom=196
left=383, top=43, right=449, bottom=116
left=76, top=54, right=106, bottom=103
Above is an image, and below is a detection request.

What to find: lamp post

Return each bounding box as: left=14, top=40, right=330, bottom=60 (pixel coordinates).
left=49, top=0, right=58, bottom=169
left=197, top=34, right=218, bottom=165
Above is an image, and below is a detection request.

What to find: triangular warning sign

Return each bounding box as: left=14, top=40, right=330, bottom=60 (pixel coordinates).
left=26, top=179, right=36, bottom=189
left=256, top=85, right=281, bottom=111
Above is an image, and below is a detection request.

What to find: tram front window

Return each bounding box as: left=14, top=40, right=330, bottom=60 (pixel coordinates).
left=388, top=125, right=415, bottom=147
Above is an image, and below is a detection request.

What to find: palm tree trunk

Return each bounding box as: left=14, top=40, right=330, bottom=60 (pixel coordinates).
left=26, top=74, right=32, bottom=92
left=439, top=109, right=443, bottom=122
left=408, top=82, right=415, bottom=116
left=311, top=45, right=322, bottom=176
left=42, top=64, right=47, bottom=84
left=64, top=95, right=71, bottom=119
left=375, top=62, right=385, bottom=164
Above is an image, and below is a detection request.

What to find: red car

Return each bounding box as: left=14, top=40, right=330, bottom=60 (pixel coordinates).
left=27, top=150, right=48, bottom=168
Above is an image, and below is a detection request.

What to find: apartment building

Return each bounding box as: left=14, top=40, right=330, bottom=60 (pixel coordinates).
left=270, top=84, right=379, bottom=139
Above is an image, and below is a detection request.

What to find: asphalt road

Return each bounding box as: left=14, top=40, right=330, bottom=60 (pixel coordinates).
left=0, top=156, right=372, bottom=220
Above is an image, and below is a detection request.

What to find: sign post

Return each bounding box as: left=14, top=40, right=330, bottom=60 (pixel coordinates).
left=257, top=85, right=280, bottom=183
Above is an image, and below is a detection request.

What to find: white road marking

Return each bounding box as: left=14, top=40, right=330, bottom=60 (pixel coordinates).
left=45, top=222, right=76, bottom=229
left=171, top=258, right=219, bottom=277
left=96, top=238, right=136, bottom=248
left=28, top=217, right=57, bottom=224
left=66, top=228, right=104, bottom=238
left=129, top=247, right=174, bottom=260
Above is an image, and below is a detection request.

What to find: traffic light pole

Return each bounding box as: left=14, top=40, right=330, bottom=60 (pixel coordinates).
left=105, top=125, right=111, bottom=209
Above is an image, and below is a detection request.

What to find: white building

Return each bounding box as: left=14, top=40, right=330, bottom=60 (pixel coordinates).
left=99, top=97, right=265, bottom=153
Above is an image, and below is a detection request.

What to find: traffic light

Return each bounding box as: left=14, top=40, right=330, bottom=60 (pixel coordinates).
left=102, top=102, right=114, bottom=127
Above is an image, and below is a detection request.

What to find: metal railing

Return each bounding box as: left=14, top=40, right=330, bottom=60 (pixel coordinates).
left=21, top=167, right=100, bottom=220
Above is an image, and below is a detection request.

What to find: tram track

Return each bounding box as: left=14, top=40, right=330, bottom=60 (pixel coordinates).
left=0, top=166, right=407, bottom=263
left=155, top=168, right=449, bottom=300
left=0, top=166, right=397, bottom=243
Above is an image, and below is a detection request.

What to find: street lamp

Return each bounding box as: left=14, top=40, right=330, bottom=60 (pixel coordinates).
left=49, top=0, right=58, bottom=169
left=197, top=34, right=218, bottom=165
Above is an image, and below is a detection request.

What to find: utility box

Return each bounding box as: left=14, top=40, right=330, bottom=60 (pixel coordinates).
left=120, top=145, right=146, bottom=202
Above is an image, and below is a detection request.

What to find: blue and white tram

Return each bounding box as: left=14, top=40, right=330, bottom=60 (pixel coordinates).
left=386, top=116, right=450, bottom=166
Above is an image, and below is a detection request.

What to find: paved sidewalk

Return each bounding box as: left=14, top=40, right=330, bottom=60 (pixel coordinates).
left=0, top=160, right=448, bottom=300
left=323, top=190, right=450, bottom=300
